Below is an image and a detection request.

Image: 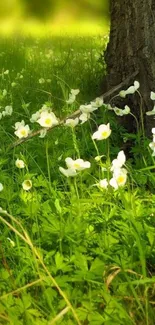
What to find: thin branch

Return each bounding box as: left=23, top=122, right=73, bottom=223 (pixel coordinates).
left=11, top=70, right=138, bottom=149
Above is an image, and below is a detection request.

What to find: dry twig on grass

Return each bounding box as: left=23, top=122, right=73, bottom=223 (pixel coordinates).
left=11, top=70, right=138, bottom=149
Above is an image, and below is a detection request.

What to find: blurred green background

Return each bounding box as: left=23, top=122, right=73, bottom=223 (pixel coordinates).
left=0, top=0, right=109, bottom=21
left=0, top=1, right=109, bottom=35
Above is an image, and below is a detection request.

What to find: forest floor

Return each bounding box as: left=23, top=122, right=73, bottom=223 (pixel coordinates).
left=0, top=30, right=155, bottom=325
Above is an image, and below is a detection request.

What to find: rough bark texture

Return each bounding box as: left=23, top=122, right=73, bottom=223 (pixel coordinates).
left=104, top=0, right=155, bottom=133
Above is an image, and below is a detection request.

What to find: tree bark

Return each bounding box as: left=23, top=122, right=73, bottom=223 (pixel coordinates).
left=104, top=0, right=155, bottom=133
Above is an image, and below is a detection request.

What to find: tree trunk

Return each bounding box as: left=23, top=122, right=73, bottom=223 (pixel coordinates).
left=104, top=0, right=155, bottom=134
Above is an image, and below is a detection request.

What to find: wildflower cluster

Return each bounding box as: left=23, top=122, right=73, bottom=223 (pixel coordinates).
left=15, top=158, right=32, bottom=191
left=78, top=97, right=103, bottom=124
left=106, top=80, right=140, bottom=117
left=30, top=104, right=59, bottom=128
left=14, top=105, right=59, bottom=139
left=97, top=151, right=127, bottom=190
left=60, top=112, right=128, bottom=190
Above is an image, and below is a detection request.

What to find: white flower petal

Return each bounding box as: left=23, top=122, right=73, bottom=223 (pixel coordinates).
left=15, top=159, right=25, bottom=169
left=150, top=91, right=155, bottom=101
left=134, top=81, right=140, bottom=90
left=80, top=104, right=98, bottom=113
left=39, top=129, right=47, bottom=138
left=79, top=112, right=90, bottom=124
left=65, top=117, right=79, bottom=127
left=71, top=89, right=80, bottom=96
left=119, top=90, right=126, bottom=98
left=59, top=167, right=77, bottom=177
left=22, top=180, right=32, bottom=191
left=0, top=183, right=4, bottom=191
left=98, top=179, right=108, bottom=189
left=109, top=178, right=118, bottom=189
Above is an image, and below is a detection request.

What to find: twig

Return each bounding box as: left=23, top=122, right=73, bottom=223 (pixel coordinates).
left=11, top=70, right=138, bottom=149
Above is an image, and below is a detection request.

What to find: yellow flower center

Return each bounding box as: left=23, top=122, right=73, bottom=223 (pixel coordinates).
left=74, top=163, right=81, bottom=169
left=45, top=118, right=52, bottom=125
left=20, top=129, right=27, bottom=136
left=102, top=131, right=108, bottom=138
left=117, top=175, right=125, bottom=184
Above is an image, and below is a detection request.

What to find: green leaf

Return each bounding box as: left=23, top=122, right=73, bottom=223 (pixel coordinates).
left=54, top=199, right=62, bottom=214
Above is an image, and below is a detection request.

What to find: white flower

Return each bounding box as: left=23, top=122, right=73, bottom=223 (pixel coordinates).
left=125, top=85, right=136, bottom=95
left=111, top=151, right=126, bottom=171
left=92, top=123, right=111, bottom=140
left=150, top=92, right=155, bottom=101
left=123, top=105, right=130, bottom=114
left=39, top=78, right=45, bottom=84
left=79, top=112, right=90, bottom=124
left=109, top=177, right=118, bottom=189
left=2, top=111, right=6, bottom=117
left=71, top=89, right=80, bottom=96
left=4, top=70, right=9, bottom=75
left=66, top=94, right=76, bottom=104
left=110, top=168, right=127, bottom=189
left=134, top=81, right=140, bottom=90
left=119, top=90, right=126, bottom=98
left=95, top=155, right=104, bottom=162
left=5, top=106, right=13, bottom=116
left=40, top=104, right=49, bottom=112
left=14, top=121, right=30, bottom=139
left=107, top=104, right=113, bottom=110
left=22, top=180, right=32, bottom=191
left=152, top=128, right=155, bottom=134
left=30, top=111, right=40, bottom=123
left=39, top=129, right=47, bottom=138
left=91, top=97, right=103, bottom=108
left=80, top=104, right=98, bottom=113
left=15, top=120, right=25, bottom=130
left=15, top=159, right=25, bottom=169
left=66, top=89, right=79, bottom=105
left=65, top=117, right=79, bottom=128
left=98, top=178, right=108, bottom=189
left=146, top=106, right=155, bottom=116
left=59, top=167, right=77, bottom=177
left=37, top=111, right=58, bottom=128
left=149, top=141, right=155, bottom=156
left=0, top=183, right=3, bottom=191
left=113, top=105, right=130, bottom=116
left=3, top=89, right=7, bottom=97
left=113, top=107, right=124, bottom=116
left=119, top=81, right=140, bottom=98
left=65, top=157, right=91, bottom=171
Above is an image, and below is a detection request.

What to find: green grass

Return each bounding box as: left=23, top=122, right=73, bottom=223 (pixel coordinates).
left=0, top=32, right=155, bottom=325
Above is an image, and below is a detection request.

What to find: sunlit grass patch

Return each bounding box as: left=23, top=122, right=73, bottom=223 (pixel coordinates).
left=0, top=19, right=109, bottom=37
